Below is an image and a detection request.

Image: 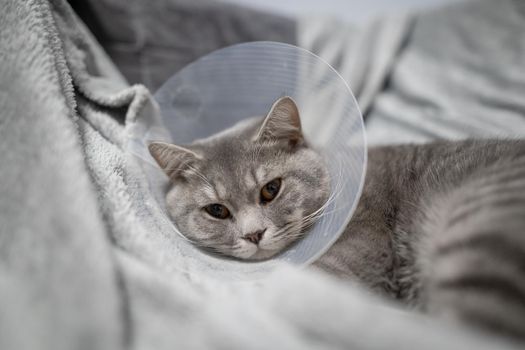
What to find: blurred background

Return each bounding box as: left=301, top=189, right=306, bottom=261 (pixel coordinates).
left=68, top=0, right=525, bottom=145
left=68, top=0, right=469, bottom=92
left=223, top=0, right=466, bottom=23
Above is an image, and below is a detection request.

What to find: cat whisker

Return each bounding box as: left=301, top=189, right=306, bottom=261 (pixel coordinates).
left=273, top=213, right=322, bottom=239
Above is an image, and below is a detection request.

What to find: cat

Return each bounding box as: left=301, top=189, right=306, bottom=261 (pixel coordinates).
left=149, top=96, right=525, bottom=342
left=148, top=97, right=330, bottom=260
left=316, top=139, right=525, bottom=342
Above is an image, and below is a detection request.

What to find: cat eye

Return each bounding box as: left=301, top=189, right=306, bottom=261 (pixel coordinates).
left=260, top=178, right=282, bottom=203
left=204, top=203, right=230, bottom=219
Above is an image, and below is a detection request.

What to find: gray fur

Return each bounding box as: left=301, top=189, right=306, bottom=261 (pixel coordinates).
left=149, top=97, right=330, bottom=260
left=151, top=96, right=525, bottom=341
left=315, top=140, right=525, bottom=341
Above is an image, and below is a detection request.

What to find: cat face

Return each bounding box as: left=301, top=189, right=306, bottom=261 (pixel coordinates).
left=149, top=97, right=330, bottom=260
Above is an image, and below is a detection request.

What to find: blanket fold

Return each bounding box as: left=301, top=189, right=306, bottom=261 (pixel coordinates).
left=298, top=0, right=525, bottom=145
left=1, top=0, right=523, bottom=349
left=0, top=0, right=123, bottom=349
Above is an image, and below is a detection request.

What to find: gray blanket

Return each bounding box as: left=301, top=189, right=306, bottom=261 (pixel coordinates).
left=299, top=0, right=525, bottom=145
left=0, top=0, right=523, bottom=349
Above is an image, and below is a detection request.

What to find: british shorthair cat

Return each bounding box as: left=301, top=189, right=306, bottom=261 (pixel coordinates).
left=149, top=96, right=525, bottom=342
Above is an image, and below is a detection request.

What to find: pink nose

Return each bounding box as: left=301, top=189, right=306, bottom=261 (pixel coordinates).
left=243, top=229, right=266, bottom=245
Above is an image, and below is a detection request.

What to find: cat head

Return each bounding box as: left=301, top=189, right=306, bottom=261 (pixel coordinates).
left=148, top=97, right=330, bottom=260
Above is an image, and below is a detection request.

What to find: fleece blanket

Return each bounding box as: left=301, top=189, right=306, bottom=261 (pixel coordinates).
left=299, top=0, right=525, bottom=145
left=0, top=0, right=523, bottom=349
left=67, top=0, right=296, bottom=91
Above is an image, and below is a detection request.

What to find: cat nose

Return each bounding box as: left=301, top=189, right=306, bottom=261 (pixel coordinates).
left=243, top=229, right=266, bottom=245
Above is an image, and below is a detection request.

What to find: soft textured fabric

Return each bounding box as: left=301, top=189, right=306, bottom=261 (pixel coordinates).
left=0, top=0, right=523, bottom=349
left=299, top=0, right=525, bottom=145
left=298, top=13, right=413, bottom=118
left=0, top=0, right=123, bottom=349
left=68, top=0, right=296, bottom=91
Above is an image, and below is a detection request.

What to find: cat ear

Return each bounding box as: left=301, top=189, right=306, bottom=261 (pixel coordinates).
left=255, top=96, right=303, bottom=147
left=148, top=141, right=201, bottom=179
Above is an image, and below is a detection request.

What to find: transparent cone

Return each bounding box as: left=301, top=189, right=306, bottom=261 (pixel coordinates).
left=128, top=42, right=367, bottom=280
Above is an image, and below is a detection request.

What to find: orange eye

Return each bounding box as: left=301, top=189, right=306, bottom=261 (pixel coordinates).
left=260, top=178, right=282, bottom=203
left=204, top=204, right=230, bottom=219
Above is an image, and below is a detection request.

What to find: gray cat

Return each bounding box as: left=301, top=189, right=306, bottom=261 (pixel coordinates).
left=149, top=97, right=525, bottom=342
left=148, top=97, right=330, bottom=260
